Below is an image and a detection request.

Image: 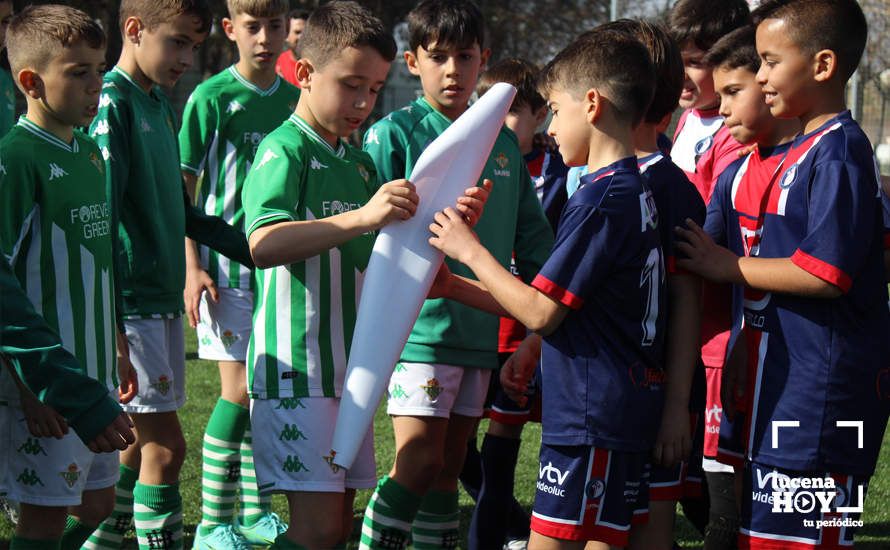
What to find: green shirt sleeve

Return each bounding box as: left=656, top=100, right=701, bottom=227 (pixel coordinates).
left=242, top=136, right=304, bottom=238
left=178, top=89, right=216, bottom=175
left=363, top=119, right=407, bottom=188
left=0, top=257, right=122, bottom=444
left=513, top=160, right=554, bottom=283
left=90, top=89, right=131, bottom=330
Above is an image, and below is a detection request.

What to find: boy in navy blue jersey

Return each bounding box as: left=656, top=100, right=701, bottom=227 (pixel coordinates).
left=429, top=27, right=664, bottom=549
left=677, top=1, right=890, bottom=547
left=593, top=19, right=706, bottom=550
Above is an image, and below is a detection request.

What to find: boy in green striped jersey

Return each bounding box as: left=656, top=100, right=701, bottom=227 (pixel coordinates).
left=86, top=1, right=230, bottom=548
left=358, top=2, right=553, bottom=548
left=179, top=0, right=299, bottom=546
left=240, top=3, right=487, bottom=548
left=0, top=6, right=138, bottom=549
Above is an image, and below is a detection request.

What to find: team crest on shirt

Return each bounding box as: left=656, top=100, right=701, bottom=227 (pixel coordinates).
left=356, top=163, right=370, bottom=182
left=60, top=463, right=81, bottom=488
left=151, top=375, right=171, bottom=395
left=694, top=135, right=713, bottom=156
left=780, top=163, right=798, bottom=189
left=420, top=378, right=443, bottom=401
left=89, top=152, right=104, bottom=174
left=139, top=117, right=153, bottom=133
left=494, top=152, right=511, bottom=177
left=220, top=329, right=240, bottom=349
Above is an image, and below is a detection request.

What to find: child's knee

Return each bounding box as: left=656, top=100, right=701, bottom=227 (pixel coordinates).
left=143, top=434, right=187, bottom=469
left=16, top=504, right=67, bottom=539
left=73, top=493, right=115, bottom=527
left=395, top=446, right=444, bottom=487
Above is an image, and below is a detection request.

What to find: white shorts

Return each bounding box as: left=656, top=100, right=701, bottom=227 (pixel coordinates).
left=386, top=362, right=492, bottom=418
left=196, top=287, right=253, bottom=362
left=122, top=317, right=186, bottom=413
left=3, top=400, right=120, bottom=506
left=250, top=397, right=376, bottom=493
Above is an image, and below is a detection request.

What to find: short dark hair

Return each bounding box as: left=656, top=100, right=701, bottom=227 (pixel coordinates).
left=288, top=9, right=311, bottom=21
left=227, top=0, right=289, bottom=18
left=668, top=0, right=750, bottom=52
left=7, top=4, right=106, bottom=76
left=539, top=26, right=655, bottom=127
left=752, top=0, right=866, bottom=81
left=477, top=58, right=546, bottom=114
left=597, top=19, right=683, bottom=124
left=120, top=0, right=212, bottom=34
left=703, top=25, right=759, bottom=74
left=300, top=1, right=395, bottom=68
left=408, top=0, right=484, bottom=52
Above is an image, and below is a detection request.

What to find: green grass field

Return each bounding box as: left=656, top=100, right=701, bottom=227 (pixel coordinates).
left=2, top=328, right=889, bottom=548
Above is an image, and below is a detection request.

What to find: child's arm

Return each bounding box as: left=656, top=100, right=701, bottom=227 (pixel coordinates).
left=430, top=208, right=569, bottom=334
left=249, top=178, right=420, bottom=268
left=676, top=220, right=842, bottom=297
left=4, top=359, right=69, bottom=439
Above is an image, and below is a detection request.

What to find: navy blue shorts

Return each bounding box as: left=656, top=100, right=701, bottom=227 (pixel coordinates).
left=740, top=461, right=869, bottom=549
left=530, top=444, right=649, bottom=545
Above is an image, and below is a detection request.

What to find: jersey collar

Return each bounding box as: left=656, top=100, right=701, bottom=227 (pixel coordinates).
left=578, top=156, right=637, bottom=189
left=793, top=110, right=850, bottom=146
left=637, top=152, right=663, bottom=174
left=112, top=66, right=161, bottom=101
left=289, top=114, right=346, bottom=158
left=18, top=117, right=79, bottom=153
left=228, top=66, right=282, bottom=96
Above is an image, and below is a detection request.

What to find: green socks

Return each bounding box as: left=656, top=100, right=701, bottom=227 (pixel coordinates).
left=10, top=536, right=60, bottom=550
left=133, top=482, right=182, bottom=550
left=85, top=463, right=138, bottom=549
left=412, top=489, right=459, bottom=549
left=360, top=475, right=422, bottom=550
left=60, top=516, right=95, bottom=550
left=239, top=428, right=270, bottom=526
left=199, top=398, right=248, bottom=533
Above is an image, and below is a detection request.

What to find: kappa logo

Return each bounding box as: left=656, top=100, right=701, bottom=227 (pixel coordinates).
left=282, top=454, right=310, bottom=473
left=365, top=127, right=380, bottom=145
left=0, top=157, right=6, bottom=175
left=256, top=149, right=279, bottom=169
left=99, top=94, right=113, bottom=108
left=16, top=468, right=44, bottom=487
left=390, top=384, right=409, bottom=400
left=17, top=437, right=47, bottom=456
left=226, top=100, right=245, bottom=114
left=275, top=397, right=306, bottom=410
left=279, top=423, right=308, bottom=441
left=48, top=162, right=68, bottom=180
left=101, top=147, right=113, bottom=162
left=92, top=120, right=111, bottom=136
left=60, top=463, right=81, bottom=488
left=310, top=156, right=328, bottom=170
left=420, top=378, right=443, bottom=401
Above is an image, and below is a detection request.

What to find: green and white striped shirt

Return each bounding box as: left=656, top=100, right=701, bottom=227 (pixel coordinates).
left=242, top=115, right=378, bottom=398
left=0, top=118, right=117, bottom=391
left=179, top=66, right=300, bottom=288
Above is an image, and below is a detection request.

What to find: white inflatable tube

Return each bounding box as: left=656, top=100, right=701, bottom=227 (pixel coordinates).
left=329, top=83, right=518, bottom=469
